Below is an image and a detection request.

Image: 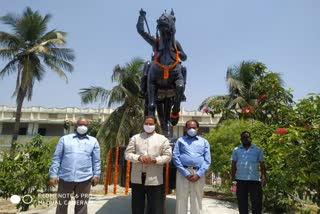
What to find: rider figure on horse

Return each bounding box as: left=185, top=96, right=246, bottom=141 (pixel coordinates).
left=136, top=9, right=187, bottom=127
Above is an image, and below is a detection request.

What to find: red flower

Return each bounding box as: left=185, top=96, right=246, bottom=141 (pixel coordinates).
left=241, top=106, right=254, bottom=114
left=203, top=107, right=210, bottom=114
left=258, top=95, right=267, bottom=101
left=276, top=128, right=288, bottom=135
left=304, top=125, right=312, bottom=130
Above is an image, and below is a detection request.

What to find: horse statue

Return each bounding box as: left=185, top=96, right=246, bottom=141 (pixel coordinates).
left=137, top=9, right=187, bottom=138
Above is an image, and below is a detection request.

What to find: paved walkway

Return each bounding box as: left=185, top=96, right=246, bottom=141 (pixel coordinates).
left=14, top=185, right=238, bottom=214
left=24, top=194, right=238, bottom=214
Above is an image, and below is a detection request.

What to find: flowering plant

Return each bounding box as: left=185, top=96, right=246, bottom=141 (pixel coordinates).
left=275, top=127, right=288, bottom=135
left=241, top=106, right=254, bottom=114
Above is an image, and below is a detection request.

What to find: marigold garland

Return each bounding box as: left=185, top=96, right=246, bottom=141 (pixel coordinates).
left=113, top=146, right=119, bottom=194
left=125, top=160, right=131, bottom=195
left=165, top=163, right=169, bottom=195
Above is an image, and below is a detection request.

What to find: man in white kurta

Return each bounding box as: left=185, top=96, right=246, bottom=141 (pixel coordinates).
left=125, top=116, right=172, bottom=214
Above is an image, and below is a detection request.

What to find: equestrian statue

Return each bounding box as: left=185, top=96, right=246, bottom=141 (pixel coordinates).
left=137, top=9, right=187, bottom=138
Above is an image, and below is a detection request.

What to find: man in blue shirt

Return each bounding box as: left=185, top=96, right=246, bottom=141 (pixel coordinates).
left=173, top=119, right=211, bottom=214
left=231, top=131, right=266, bottom=214
left=49, top=117, right=101, bottom=214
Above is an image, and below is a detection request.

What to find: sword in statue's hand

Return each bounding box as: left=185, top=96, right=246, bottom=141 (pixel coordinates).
left=140, top=8, right=151, bottom=35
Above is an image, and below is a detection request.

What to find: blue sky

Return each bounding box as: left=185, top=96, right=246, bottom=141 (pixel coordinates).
left=0, top=0, right=319, bottom=111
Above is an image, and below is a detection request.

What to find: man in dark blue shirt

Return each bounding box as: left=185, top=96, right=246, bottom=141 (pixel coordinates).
left=231, top=131, right=266, bottom=214
left=173, top=119, right=211, bottom=214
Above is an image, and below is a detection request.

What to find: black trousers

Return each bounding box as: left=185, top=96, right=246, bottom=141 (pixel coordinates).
left=236, top=180, right=262, bottom=214
left=131, top=174, right=165, bottom=214
left=56, top=178, right=91, bottom=214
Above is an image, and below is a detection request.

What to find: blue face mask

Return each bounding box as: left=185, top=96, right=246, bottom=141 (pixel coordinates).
left=187, top=128, right=197, bottom=137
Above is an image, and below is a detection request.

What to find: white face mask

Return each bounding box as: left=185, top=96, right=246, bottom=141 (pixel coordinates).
left=77, top=125, right=88, bottom=135
left=187, top=128, right=197, bottom=137
left=143, top=124, right=155, bottom=133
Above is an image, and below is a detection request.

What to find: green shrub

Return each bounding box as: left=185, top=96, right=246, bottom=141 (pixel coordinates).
left=46, top=136, right=59, bottom=157
left=204, top=119, right=255, bottom=186
left=205, top=119, right=319, bottom=212
left=0, top=135, right=51, bottom=211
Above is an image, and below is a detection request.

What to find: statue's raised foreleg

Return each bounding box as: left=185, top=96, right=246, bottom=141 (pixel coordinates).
left=170, top=78, right=184, bottom=126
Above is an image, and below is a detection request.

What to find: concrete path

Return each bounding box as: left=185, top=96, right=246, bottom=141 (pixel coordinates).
left=15, top=185, right=238, bottom=214
left=30, top=194, right=238, bottom=214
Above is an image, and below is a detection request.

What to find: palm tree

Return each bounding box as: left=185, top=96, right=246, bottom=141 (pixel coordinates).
left=79, top=58, right=144, bottom=149
left=0, top=7, right=75, bottom=150
left=225, top=61, right=266, bottom=109
left=199, top=61, right=289, bottom=123
left=198, top=94, right=238, bottom=122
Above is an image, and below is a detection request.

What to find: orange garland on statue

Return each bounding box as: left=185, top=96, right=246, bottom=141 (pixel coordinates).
left=113, top=147, right=120, bottom=194
left=125, top=160, right=131, bottom=195
left=165, top=163, right=169, bottom=195
left=104, top=150, right=111, bottom=194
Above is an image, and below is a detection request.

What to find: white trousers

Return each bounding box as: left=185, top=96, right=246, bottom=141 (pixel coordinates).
left=175, top=170, right=205, bottom=214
